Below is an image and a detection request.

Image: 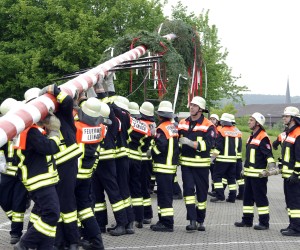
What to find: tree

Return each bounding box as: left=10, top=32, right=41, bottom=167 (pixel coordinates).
left=0, top=0, right=165, bottom=101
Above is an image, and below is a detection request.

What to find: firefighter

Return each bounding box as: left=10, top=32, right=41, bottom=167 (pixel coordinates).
left=13, top=104, right=62, bottom=249
left=149, top=100, right=179, bottom=232
left=208, top=114, right=220, bottom=198
left=139, top=102, right=156, bottom=225
left=39, top=84, right=82, bottom=249
left=235, top=112, right=277, bottom=230
left=178, top=96, right=215, bottom=231
left=127, top=102, right=152, bottom=228
left=280, top=107, right=300, bottom=236
left=211, top=113, right=240, bottom=203
left=0, top=99, right=28, bottom=245
left=112, top=95, right=135, bottom=234
left=74, top=97, right=105, bottom=249
left=92, top=75, right=129, bottom=237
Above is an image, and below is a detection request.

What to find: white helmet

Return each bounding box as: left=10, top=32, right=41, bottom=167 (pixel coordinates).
left=114, top=96, right=129, bottom=111
left=251, top=112, right=265, bottom=127
left=82, top=97, right=101, bottom=118
left=220, top=113, right=233, bottom=123
left=190, top=96, right=206, bottom=110
left=156, top=100, right=174, bottom=118
left=228, top=114, right=236, bottom=123
left=210, top=114, right=219, bottom=121
left=128, top=102, right=140, bottom=115
left=24, top=87, right=41, bottom=103
left=283, top=106, right=299, bottom=116
left=140, top=101, right=154, bottom=117
left=0, top=98, right=19, bottom=115
left=99, top=102, right=112, bottom=125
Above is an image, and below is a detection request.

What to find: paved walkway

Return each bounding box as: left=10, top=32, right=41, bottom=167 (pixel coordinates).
left=1, top=170, right=299, bottom=250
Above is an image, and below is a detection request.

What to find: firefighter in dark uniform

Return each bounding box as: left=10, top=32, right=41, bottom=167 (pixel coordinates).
left=280, top=107, right=300, bottom=236
left=208, top=114, right=220, bottom=197
left=178, top=96, right=215, bottom=231
left=13, top=108, right=62, bottom=250
left=211, top=113, right=240, bottom=203
left=235, top=112, right=277, bottom=230
left=74, top=97, right=105, bottom=249
left=39, top=84, right=82, bottom=249
left=127, top=102, right=151, bottom=228
left=139, top=102, right=156, bottom=225
left=112, top=95, right=135, bottom=234
left=92, top=76, right=129, bottom=237
left=0, top=98, right=28, bottom=245
left=149, top=100, right=179, bottom=232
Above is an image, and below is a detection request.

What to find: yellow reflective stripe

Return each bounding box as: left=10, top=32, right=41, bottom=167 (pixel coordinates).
left=23, top=173, right=59, bottom=192
left=12, top=212, right=25, bottom=222
left=267, top=157, right=275, bottom=163
left=56, top=147, right=82, bottom=165
left=284, top=147, right=290, bottom=163
left=228, top=184, right=237, bottom=190
left=54, top=143, right=80, bottom=160
left=30, top=213, right=40, bottom=223
left=243, top=206, right=254, bottom=214
left=94, top=202, right=107, bottom=212
left=197, top=201, right=207, bottom=210
left=222, top=178, right=228, bottom=185
left=180, top=156, right=211, bottom=163
left=290, top=209, right=300, bottom=218
left=6, top=210, right=13, bottom=218
left=158, top=206, right=161, bottom=214
left=34, top=218, right=56, bottom=237
left=143, top=198, right=151, bottom=206
left=184, top=196, right=196, bottom=205
left=56, top=91, right=68, bottom=103
left=160, top=208, right=174, bottom=217
left=123, top=198, right=132, bottom=208
left=78, top=208, right=94, bottom=221
left=61, top=211, right=77, bottom=223
left=153, top=145, right=160, bottom=154
left=237, top=179, right=245, bottom=185
left=288, top=208, right=291, bottom=216
left=128, top=149, right=142, bottom=160
left=111, top=200, right=125, bottom=212
left=224, top=136, right=229, bottom=156
left=214, top=182, right=223, bottom=189
left=153, top=163, right=177, bottom=174
left=131, top=198, right=143, bottom=206
left=167, top=138, right=174, bottom=166
left=295, top=161, right=300, bottom=168
left=244, top=167, right=266, bottom=173
left=257, top=206, right=269, bottom=215
left=250, top=148, right=255, bottom=163
left=49, top=136, right=60, bottom=146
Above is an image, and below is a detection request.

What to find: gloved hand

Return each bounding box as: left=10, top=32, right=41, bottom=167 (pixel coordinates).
left=94, top=75, right=105, bottom=94
left=146, top=149, right=152, bottom=159
left=179, top=137, right=197, bottom=149
left=267, top=162, right=280, bottom=176
left=48, top=130, right=60, bottom=138
left=103, top=72, right=115, bottom=93
left=287, top=173, right=300, bottom=184
left=43, top=115, right=61, bottom=136
left=210, top=156, right=216, bottom=163
left=0, top=151, right=8, bottom=173
left=150, top=127, right=156, bottom=137
left=258, top=170, right=270, bottom=178
left=267, top=162, right=276, bottom=171
left=39, top=84, right=59, bottom=97
left=240, top=169, right=244, bottom=178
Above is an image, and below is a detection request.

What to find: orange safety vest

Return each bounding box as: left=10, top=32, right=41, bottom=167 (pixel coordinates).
left=75, top=121, right=102, bottom=144
left=158, top=121, right=179, bottom=139
left=14, top=125, right=46, bottom=150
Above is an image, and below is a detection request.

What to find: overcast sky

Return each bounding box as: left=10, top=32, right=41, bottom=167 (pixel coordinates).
left=163, top=0, right=300, bottom=96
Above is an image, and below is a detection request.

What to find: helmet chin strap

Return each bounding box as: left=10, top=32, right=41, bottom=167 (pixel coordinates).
left=286, top=116, right=293, bottom=127
left=191, top=107, right=201, bottom=117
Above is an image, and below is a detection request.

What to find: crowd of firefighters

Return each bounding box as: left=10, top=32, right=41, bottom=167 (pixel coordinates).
left=0, top=72, right=300, bottom=250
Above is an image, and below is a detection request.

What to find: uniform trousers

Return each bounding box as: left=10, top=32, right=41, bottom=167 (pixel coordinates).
left=181, top=166, right=209, bottom=223
left=128, top=158, right=143, bottom=222
left=0, top=174, right=27, bottom=237
left=140, top=160, right=153, bottom=220
left=93, top=159, right=128, bottom=227
left=242, top=177, right=269, bottom=226
left=155, top=173, right=174, bottom=228
left=284, top=178, right=300, bottom=232
left=21, top=186, right=60, bottom=250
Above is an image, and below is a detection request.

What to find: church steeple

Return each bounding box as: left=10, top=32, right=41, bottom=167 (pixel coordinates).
left=285, top=76, right=291, bottom=104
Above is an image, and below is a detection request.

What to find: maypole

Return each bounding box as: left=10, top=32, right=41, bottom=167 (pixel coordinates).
left=0, top=34, right=176, bottom=148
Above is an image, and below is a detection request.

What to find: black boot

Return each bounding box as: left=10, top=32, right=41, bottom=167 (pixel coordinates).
left=109, top=225, right=126, bottom=236
left=236, top=185, right=244, bottom=200
left=86, top=234, right=105, bottom=250
left=135, top=221, right=143, bottom=228
left=197, top=223, right=205, bottom=231
left=69, top=244, right=79, bottom=250
left=125, top=222, right=135, bottom=234
left=186, top=220, right=197, bottom=231
left=10, top=235, right=21, bottom=244
left=234, top=221, right=252, bottom=227
left=13, top=241, right=28, bottom=250
left=143, top=218, right=151, bottom=224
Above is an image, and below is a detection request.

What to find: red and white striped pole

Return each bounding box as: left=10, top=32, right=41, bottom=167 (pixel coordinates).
left=0, top=33, right=176, bottom=147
